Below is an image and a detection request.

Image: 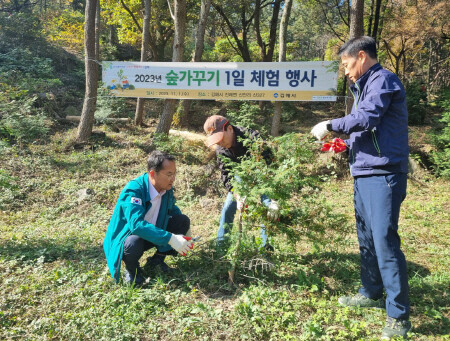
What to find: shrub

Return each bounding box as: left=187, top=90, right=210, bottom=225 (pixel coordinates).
left=0, top=96, right=50, bottom=145
left=95, top=87, right=133, bottom=123
left=430, top=89, right=450, bottom=178
left=405, top=81, right=428, bottom=125
left=222, top=133, right=350, bottom=280
left=226, top=102, right=267, bottom=133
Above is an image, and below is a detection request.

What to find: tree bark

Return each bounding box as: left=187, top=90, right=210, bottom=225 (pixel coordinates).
left=345, top=0, right=364, bottom=114
left=371, top=0, right=382, bottom=39
left=135, top=0, right=152, bottom=126
left=156, top=0, right=187, bottom=134
left=179, top=0, right=211, bottom=127
left=76, top=0, right=98, bottom=142
left=271, top=0, right=293, bottom=137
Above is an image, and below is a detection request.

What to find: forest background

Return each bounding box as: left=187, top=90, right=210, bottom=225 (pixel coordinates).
left=0, top=0, right=449, bottom=340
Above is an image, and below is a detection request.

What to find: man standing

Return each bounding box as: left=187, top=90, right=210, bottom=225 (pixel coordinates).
left=311, top=36, right=410, bottom=339
left=103, top=151, right=194, bottom=286
left=203, top=115, right=279, bottom=249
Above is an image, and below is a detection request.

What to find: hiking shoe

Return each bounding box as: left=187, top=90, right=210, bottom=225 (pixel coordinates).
left=123, top=267, right=146, bottom=286
left=338, top=293, right=385, bottom=309
left=381, top=317, right=411, bottom=339
left=145, top=255, right=173, bottom=274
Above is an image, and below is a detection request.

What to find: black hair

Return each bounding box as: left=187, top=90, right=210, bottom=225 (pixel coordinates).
left=338, top=36, right=377, bottom=59
left=147, top=150, right=176, bottom=172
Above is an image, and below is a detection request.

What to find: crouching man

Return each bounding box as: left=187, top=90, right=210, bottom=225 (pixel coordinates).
left=103, top=150, right=193, bottom=286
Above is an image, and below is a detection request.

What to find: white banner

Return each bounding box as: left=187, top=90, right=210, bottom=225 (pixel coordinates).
left=102, top=61, right=337, bottom=101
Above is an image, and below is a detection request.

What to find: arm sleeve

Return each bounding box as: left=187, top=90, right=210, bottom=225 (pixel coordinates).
left=217, top=154, right=233, bottom=191
left=330, top=79, right=395, bottom=135
left=121, top=186, right=172, bottom=246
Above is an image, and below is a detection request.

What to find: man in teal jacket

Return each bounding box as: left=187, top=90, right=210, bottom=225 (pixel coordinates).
left=103, top=150, right=194, bottom=285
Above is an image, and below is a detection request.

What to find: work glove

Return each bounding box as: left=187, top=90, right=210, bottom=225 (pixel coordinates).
left=235, top=194, right=246, bottom=211
left=267, top=201, right=280, bottom=221
left=168, top=234, right=194, bottom=256
left=311, top=120, right=331, bottom=140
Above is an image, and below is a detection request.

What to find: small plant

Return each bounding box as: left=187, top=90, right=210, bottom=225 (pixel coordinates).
left=0, top=96, right=50, bottom=146
left=430, top=89, right=450, bottom=178
left=223, top=133, right=350, bottom=282
left=95, top=86, right=133, bottom=123
left=405, top=80, right=428, bottom=125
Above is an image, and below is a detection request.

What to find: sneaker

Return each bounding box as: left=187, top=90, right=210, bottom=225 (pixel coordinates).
left=338, top=293, right=385, bottom=309
left=381, top=317, right=411, bottom=339
left=123, top=267, right=146, bottom=286
left=145, top=255, right=173, bottom=274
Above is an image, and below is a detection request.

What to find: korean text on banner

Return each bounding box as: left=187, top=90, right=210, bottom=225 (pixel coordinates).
left=102, top=61, right=337, bottom=102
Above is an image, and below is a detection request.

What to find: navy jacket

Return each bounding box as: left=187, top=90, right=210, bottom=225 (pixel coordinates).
left=330, top=63, right=409, bottom=176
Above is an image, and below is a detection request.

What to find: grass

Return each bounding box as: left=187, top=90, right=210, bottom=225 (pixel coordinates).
left=0, top=123, right=449, bottom=340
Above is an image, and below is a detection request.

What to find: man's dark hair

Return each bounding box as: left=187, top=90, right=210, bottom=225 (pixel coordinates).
left=147, top=150, right=176, bottom=172
left=338, top=36, right=377, bottom=59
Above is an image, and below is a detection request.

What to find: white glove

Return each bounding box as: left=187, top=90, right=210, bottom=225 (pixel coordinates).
left=311, top=120, right=331, bottom=140
left=168, top=234, right=193, bottom=256
left=235, top=195, right=246, bottom=211
left=267, top=201, right=280, bottom=221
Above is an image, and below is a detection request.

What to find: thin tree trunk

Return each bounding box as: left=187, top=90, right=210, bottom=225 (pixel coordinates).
left=345, top=0, right=364, bottom=114
left=156, top=0, right=187, bottom=134
left=95, top=0, right=101, bottom=80
left=371, top=0, right=382, bottom=39
left=179, top=0, right=211, bottom=127
left=271, top=0, right=293, bottom=137
left=76, top=0, right=98, bottom=142
left=135, top=0, right=152, bottom=126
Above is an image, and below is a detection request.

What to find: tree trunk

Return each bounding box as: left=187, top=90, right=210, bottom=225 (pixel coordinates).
left=271, top=0, right=293, bottom=137
left=95, top=0, right=101, bottom=66
left=76, top=0, right=98, bottom=142
left=135, top=0, right=152, bottom=126
left=371, top=0, right=382, bottom=39
left=156, top=0, right=187, bottom=134
left=179, top=0, right=211, bottom=127
left=345, top=0, right=364, bottom=114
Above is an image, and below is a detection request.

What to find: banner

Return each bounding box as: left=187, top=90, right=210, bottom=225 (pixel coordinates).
left=102, top=61, right=337, bottom=101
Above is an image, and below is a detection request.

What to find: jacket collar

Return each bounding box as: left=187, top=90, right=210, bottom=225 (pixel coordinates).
left=352, top=63, right=382, bottom=92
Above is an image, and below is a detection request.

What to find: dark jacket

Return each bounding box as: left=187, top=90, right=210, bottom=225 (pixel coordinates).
left=216, top=125, right=272, bottom=191
left=103, top=173, right=181, bottom=282
left=330, top=63, right=409, bottom=176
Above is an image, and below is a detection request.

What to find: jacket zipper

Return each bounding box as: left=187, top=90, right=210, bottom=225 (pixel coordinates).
left=371, top=130, right=381, bottom=156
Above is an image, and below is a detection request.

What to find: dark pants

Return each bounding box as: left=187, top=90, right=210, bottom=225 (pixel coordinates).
left=354, top=173, right=409, bottom=320
left=122, top=214, right=190, bottom=274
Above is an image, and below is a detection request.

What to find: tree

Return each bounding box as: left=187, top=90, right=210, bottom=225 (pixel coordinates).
left=212, top=0, right=256, bottom=62
left=271, top=0, right=293, bottom=137
left=254, top=0, right=282, bottom=62
left=349, top=0, right=364, bottom=38
left=76, top=0, right=98, bottom=142
left=155, top=0, right=187, bottom=134
left=177, top=0, right=212, bottom=127
left=134, top=0, right=151, bottom=126
left=344, top=0, right=364, bottom=114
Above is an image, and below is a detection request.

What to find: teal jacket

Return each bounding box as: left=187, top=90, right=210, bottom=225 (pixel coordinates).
left=103, top=173, right=182, bottom=282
